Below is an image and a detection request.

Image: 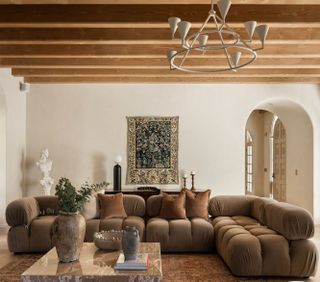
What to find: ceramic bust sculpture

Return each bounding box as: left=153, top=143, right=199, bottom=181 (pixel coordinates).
left=36, top=148, right=54, bottom=195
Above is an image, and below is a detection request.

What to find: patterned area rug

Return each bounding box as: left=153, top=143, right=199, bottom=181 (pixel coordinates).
left=0, top=253, right=291, bottom=282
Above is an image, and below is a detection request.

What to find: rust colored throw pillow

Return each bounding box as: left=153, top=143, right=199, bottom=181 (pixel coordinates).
left=159, top=191, right=186, bottom=219
left=98, top=193, right=127, bottom=219
left=184, top=189, right=211, bottom=219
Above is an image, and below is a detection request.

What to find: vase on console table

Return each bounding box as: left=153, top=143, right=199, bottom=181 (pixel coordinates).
left=114, top=155, right=122, bottom=192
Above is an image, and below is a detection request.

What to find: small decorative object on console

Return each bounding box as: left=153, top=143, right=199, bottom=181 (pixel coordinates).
left=182, top=172, right=187, bottom=189
left=122, top=226, right=140, bottom=261
left=191, top=171, right=196, bottom=191
left=93, top=230, right=123, bottom=251
left=114, top=155, right=122, bottom=191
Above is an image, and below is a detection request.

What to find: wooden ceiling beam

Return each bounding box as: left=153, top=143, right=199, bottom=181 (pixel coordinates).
left=1, top=0, right=319, bottom=4
left=3, top=58, right=320, bottom=69
left=0, top=44, right=319, bottom=58
left=0, top=5, right=318, bottom=27
left=24, top=77, right=320, bottom=84
left=12, top=68, right=320, bottom=77
left=0, top=27, right=319, bottom=44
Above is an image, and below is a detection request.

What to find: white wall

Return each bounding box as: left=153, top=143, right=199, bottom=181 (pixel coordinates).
left=0, top=69, right=26, bottom=227
left=26, top=84, right=320, bottom=221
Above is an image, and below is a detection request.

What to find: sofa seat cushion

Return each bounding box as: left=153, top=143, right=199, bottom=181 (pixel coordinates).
left=98, top=216, right=145, bottom=241
left=29, top=215, right=57, bottom=252
left=146, top=217, right=214, bottom=252
left=212, top=215, right=294, bottom=276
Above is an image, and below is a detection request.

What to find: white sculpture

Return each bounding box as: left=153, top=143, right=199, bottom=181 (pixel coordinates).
left=36, top=148, right=54, bottom=195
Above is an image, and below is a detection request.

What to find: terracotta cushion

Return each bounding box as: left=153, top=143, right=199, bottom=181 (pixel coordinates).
left=184, top=189, right=210, bottom=219
left=159, top=191, right=186, bottom=219
left=98, top=193, right=127, bottom=219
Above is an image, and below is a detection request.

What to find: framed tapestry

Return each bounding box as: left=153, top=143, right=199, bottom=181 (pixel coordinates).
left=127, top=116, right=179, bottom=184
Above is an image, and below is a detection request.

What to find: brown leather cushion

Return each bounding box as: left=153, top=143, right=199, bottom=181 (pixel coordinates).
left=98, top=193, right=127, bottom=219
left=184, top=189, right=210, bottom=219
left=159, top=191, right=186, bottom=219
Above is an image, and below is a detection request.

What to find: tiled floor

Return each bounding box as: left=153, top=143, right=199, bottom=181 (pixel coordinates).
left=0, top=226, right=319, bottom=281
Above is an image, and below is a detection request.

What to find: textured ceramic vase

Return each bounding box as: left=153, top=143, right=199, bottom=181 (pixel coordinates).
left=52, top=212, right=86, bottom=263
left=122, top=226, right=140, bottom=260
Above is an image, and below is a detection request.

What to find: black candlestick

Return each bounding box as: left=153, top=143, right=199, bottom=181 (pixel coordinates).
left=113, top=164, right=121, bottom=191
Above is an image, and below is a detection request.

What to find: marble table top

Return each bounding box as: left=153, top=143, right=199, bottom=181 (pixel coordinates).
left=21, top=242, right=162, bottom=282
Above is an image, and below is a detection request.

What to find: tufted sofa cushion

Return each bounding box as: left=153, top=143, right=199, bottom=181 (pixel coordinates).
left=146, top=194, right=214, bottom=252
left=146, top=217, right=214, bottom=252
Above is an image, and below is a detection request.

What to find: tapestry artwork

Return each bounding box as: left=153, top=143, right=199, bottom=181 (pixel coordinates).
left=127, top=116, right=179, bottom=184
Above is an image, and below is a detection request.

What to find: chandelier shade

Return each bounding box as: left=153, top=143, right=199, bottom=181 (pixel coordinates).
left=168, top=17, right=181, bottom=38
left=167, top=0, right=269, bottom=73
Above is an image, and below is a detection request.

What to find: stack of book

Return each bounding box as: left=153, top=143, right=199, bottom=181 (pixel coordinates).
left=114, top=253, right=149, bottom=271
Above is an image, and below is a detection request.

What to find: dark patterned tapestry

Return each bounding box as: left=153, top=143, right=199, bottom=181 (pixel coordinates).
left=127, top=116, right=179, bottom=184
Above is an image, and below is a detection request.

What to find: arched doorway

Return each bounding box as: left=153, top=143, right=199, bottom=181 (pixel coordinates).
left=245, top=99, right=314, bottom=216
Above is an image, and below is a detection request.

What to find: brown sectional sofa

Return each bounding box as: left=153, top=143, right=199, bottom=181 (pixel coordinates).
left=5, top=193, right=318, bottom=278
left=210, top=195, right=318, bottom=277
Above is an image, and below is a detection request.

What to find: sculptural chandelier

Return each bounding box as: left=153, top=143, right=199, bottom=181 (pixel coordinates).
left=167, top=0, right=269, bottom=73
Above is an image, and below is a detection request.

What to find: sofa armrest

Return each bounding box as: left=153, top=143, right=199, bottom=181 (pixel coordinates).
left=264, top=201, right=314, bottom=240
left=6, top=197, right=40, bottom=227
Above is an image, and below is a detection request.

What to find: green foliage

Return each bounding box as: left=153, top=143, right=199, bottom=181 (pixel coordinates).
left=55, top=177, right=109, bottom=213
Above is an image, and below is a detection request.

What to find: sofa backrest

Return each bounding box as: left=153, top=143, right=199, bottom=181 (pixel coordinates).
left=251, top=196, right=275, bottom=224
left=123, top=194, right=145, bottom=217
left=146, top=194, right=163, bottom=218
left=208, top=195, right=256, bottom=217
left=36, top=194, right=146, bottom=218
left=35, top=196, right=60, bottom=215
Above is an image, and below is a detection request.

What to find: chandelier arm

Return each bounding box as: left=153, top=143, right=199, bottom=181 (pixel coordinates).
left=211, top=12, right=233, bottom=69
left=179, top=14, right=213, bottom=68
left=170, top=45, right=257, bottom=73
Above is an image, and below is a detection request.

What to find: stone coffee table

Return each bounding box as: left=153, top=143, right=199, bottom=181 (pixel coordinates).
left=21, top=242, right=162, bottom=282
